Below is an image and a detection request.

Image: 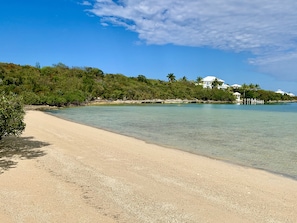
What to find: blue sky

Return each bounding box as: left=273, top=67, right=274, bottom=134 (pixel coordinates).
left=1, top=0, right=297, bottom=94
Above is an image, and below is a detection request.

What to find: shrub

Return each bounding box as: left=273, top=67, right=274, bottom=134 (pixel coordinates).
left=0, top=92, right=26, bottom=140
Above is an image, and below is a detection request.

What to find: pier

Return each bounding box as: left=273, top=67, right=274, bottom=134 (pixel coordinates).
left=242, top=98, right=264, bottom=105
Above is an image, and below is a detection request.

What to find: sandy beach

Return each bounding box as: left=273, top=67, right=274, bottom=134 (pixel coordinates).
left=1, top=110, right=297, bottom=223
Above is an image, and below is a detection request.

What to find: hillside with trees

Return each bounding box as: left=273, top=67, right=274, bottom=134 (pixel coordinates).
left=0, top=62, right=295, bottom=107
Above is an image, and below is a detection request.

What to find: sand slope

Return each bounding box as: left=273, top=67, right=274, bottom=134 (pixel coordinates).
left=1, top=110, right=297, bottom=222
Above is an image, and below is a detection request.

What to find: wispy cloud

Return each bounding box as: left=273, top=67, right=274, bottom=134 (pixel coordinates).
left=89, top=0, right=297, bottom=81
left=79, top=1, right=92, bottom=6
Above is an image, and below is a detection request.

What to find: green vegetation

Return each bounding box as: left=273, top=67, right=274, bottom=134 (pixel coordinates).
left=235, top=83, right=295, bottom=102
left=0, top=92, right=26, bottom=140
left=0, top=62, right=296, bottom=107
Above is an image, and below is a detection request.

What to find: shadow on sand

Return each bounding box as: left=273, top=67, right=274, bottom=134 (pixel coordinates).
left=0, top=136, right=49, bottom=174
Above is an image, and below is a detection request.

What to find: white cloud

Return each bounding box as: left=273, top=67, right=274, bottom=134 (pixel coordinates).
left=79, top=1, right=92, bottom=6
left=249, top=53, right=297, bottom=81
left=89, top=0, right=297, bottom=81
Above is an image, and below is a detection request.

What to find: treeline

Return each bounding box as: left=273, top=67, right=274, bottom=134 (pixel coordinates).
left=0, top=62, right=295, bottom=106
left=236, top=88, right=294, bottom=102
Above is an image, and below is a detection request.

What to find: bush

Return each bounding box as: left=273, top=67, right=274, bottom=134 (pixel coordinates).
left=0, top=92, right=26, bottom=140
left=21, top=91, right=41, bottom=105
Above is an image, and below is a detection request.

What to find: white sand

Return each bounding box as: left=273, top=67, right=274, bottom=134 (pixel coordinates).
left=1, top=110, right=297, bottom=223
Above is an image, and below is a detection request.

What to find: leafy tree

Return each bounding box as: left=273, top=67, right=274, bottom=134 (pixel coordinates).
left=84, top=67, right=104, bottom=80
left=137, top=75, right=148, bottom=83
left=0, top=92, right=26, bottom=140
left=52, top=62, right=69, bottom=69
left=22, top=91, right=40, bottom=105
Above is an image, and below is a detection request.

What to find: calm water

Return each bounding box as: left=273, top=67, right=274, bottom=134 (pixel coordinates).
left=47, top=103, right=297, bottom=180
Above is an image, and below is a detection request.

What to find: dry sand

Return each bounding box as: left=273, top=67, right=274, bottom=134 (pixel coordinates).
left=1, top=110, right=297, bottom=223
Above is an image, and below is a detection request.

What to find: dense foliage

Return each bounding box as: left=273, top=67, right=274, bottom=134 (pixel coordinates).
left=234, top=83, right=295, bottom=102
left=0, top=62, right=295, bottom=106
left=0, top=92, right=26, bottom=140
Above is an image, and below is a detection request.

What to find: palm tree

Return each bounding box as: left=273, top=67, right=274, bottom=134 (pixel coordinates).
left=248, top=83, right=261, bottom=91
left=211, top=78, right=222, bottom=89
left=181, top=76, right=187, bottom=82
left=255, top=84, right=261, bottom=90
left=167, top=73, right=176, bottom=82
left=196, top=76, right=203, bottom=84
left=249, top=83, right=255, bottom=90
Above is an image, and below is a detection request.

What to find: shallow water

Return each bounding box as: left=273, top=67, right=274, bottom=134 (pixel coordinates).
left=47, top=103, right=297, bottom=179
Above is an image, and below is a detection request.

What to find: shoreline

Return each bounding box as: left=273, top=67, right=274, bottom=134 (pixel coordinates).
left=24, top=99, right=297, bottom=112
left=88, top=98, right=297, bottom=105
left=1, top=110, right=297, bottom=222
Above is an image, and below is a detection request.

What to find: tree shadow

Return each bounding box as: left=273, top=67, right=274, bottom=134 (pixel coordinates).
left=0, top=136, right=49, bottom=174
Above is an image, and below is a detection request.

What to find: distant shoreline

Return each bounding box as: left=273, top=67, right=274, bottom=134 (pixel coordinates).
left=24, top=98, right=297, bottom=111
left=88, top=98, right=235, bottom=105
left=88, top=98, right=297, bottom=105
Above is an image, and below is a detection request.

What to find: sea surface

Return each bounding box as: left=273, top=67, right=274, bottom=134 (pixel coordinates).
left=47, top=103, right=297, bottom=180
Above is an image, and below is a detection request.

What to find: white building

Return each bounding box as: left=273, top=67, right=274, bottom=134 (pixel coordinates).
left=233, top=92, right=241, bottom=103
left=275, top=89, right=285, bottom=95
left=220, top=83, right=230, bottom=90
left=231, top=84, right=242, bottom=89
left=201, top=76, right=227, bottom=89
left=275, top=89, right=295, bottom=97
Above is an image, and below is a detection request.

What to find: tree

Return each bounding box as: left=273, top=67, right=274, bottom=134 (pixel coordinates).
left=85, top=67, right=104, bottom=79
left=254, top=84, right=261, bottom=90
left=0, top=92, right=26, bottom=140
left=35, top=62, right=41, bottom=69
left=52, top=62, right=69, bottom=69
left=180, top=76, right=188, bottom=82
left=211, top=78, right=222, bottom=89
left=196, top=76, right=203, bottom=84
left=137, top=75, right=148, bottom=83
left=248, top=83, right=255, bottom=90
left=167, top=73, right=176, bottom=82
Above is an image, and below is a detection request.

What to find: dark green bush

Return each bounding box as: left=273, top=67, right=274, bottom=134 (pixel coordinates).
left=0, top=92, right=26, bottom=140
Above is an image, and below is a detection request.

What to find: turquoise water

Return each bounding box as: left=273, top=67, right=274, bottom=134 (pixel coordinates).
left=47, top=103, right=297, bottom=180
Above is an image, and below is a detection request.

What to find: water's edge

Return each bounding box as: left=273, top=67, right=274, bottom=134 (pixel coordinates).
left=45, top=104, right=297, bottom=181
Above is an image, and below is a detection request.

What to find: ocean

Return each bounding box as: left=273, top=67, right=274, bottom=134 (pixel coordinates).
left=47, top=103, right=297, bottom=180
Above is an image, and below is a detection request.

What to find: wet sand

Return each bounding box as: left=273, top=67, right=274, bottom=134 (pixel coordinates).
left=1, top=110, right=297, bottom=222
